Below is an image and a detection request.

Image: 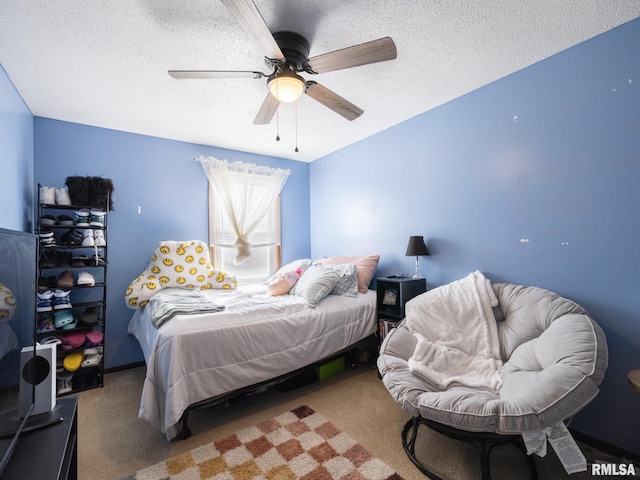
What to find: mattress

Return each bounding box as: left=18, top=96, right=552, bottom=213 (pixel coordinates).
left=128, top=284, right=376, bottom=439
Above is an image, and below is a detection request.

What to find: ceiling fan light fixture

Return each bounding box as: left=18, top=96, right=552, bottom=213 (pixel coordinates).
left=268, top=71, right=305, bottom=102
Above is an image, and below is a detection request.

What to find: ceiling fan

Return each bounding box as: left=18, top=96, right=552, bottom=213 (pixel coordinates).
left=168, top=0, right=397, bottom=125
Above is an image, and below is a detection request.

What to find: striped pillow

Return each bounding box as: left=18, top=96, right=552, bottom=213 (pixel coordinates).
left=325, top=264, right=358, bottom=297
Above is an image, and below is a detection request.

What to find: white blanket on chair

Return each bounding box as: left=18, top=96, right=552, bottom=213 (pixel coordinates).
left=406, top=271, right=503, bottom=393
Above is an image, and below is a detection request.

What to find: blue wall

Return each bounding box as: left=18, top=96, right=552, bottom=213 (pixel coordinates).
left=33, top=119, right=310, bottom=368
left=0, top=65, right=34, bottom=232
left=311, top=18, right=640, bottom=455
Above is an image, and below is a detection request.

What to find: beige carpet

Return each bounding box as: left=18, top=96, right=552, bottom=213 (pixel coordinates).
left=76, top=363, right=609, bottom=480
left=120, top=405, right=403, bottom=480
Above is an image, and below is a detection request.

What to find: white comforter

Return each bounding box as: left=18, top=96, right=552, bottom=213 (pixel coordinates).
left=128, top=284, right=376, bottom=439
left=405, top=271, right=503, bottom=393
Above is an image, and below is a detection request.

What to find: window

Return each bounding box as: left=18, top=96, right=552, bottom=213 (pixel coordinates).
left=199, top=157, right=290, bottom=283
left=208, top=180, right=282, bottom=283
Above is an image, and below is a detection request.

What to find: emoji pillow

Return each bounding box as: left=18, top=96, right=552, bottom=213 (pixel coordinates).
left=125, top=240, right=237, bottom=309
left=0, top=282, right=16, bottom=323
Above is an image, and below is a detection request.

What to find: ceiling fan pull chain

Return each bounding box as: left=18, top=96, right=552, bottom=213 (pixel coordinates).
left=295, top=102, right=299, bottom=153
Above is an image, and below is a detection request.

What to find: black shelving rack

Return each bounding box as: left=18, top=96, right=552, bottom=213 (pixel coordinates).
left=36, top=184, right=107, bottom=395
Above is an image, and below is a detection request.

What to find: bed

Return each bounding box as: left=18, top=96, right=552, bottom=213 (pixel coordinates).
left=128, top=280, right=377, bottom=440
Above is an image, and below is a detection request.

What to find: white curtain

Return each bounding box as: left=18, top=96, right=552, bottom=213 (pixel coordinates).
left=198, top=156, right=290, bottom=265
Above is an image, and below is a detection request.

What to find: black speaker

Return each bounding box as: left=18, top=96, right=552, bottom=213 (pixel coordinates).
left=18, top=343, right=56, bottom=417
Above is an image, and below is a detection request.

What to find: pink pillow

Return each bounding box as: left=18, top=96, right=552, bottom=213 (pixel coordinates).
left=316, top=255, right=380, bottom=293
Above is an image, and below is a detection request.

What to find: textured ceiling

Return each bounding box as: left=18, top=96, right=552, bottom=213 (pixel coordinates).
left=1, top=1, right=639, bottom=162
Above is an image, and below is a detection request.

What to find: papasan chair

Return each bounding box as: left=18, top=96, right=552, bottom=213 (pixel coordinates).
left=377, top=271, right=608, bottom=480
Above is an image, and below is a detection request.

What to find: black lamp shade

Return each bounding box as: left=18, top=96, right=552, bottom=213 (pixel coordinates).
left=405, top=235, right=429, bottom=256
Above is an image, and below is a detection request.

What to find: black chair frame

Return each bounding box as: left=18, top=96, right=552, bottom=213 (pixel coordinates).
left=401, top=416, right=538, bottom=480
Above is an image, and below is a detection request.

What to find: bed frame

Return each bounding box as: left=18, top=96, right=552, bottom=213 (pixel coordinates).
left=175, top=335, right=375, bottom=440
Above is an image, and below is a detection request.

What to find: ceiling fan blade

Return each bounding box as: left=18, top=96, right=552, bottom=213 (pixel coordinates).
left=305, top=81, right=363, bottom=121
left=221, top=0, right=284, bottom=61
left=306, top=37, right=397, bottom=74
left=253, top=92, right=280, bottom=125
left=168, top=70, right=268, bottom=80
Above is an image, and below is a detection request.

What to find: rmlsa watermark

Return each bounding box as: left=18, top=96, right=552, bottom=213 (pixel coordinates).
left=591, top=462, right=637, bottom=476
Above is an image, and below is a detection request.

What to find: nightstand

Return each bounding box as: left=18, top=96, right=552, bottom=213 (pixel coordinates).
left=376, top=277, right=427, bottom=344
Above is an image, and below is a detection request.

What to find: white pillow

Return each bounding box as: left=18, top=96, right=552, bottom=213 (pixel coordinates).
left=290, top=265, right=341, bottom=308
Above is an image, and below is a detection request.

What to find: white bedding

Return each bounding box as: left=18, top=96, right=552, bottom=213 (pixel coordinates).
left=405, top=271, right=503, bottom=393
left=128, top=284, right=376, bottom=439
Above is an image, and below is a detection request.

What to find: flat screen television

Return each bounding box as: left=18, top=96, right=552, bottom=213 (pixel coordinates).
left=0, top=227, right=41, bottom=474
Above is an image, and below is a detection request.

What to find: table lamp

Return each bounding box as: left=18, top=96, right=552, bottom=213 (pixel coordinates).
left=405, top=235, right=429, bottom=279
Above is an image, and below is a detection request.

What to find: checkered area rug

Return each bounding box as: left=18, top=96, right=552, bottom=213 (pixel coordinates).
left=122, top=405, right=404, bottom=480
